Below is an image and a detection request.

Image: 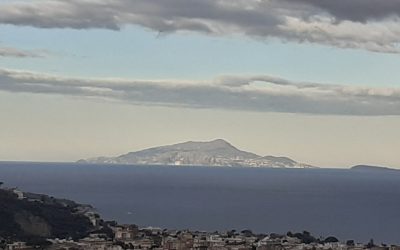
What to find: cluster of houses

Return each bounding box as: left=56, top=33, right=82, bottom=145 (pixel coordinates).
left=4, top=224, right=400, bottom=250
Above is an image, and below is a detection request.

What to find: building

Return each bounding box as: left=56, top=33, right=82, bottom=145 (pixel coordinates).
left=114, top=224, right=139, bottom=241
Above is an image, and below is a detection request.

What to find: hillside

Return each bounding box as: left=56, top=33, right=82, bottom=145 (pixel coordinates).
left=0, top=186, right=94, bottom=245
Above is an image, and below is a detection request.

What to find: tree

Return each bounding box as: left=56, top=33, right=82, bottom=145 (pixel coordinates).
left=227, top=230, right=236, bottom=238
left=0, top=239, right=6, bottom=249
left=324, top=236, right=339, bottom=243
left=367, top=239, right=375, bottom=248
left=293, top=231, right=317, bottom=244
left=241, top=230, right=253, bottom=237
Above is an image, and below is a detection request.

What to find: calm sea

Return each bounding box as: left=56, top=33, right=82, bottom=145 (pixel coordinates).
left=0, top=162, right=399, bottom=244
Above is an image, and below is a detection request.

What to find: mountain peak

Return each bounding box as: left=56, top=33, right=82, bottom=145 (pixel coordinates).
left=208, top=138, right=236, bottom=147
left=180, top=138, right=230, bottom=144
left=210, top=138, right=230, bottom=144
left=205, top=138, right=233, bottom=147
left=170, top=139, right=237, bottom=151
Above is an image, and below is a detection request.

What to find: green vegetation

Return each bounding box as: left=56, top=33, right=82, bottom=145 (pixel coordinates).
left=287, top=231, right=339, bottom=244
left=0, top=188, right=94, bottom=245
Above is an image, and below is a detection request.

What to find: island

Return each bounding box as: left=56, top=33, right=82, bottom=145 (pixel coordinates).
left=351, top=165, right=399, bottom=172
left=78, top=139, right=316, bottom=169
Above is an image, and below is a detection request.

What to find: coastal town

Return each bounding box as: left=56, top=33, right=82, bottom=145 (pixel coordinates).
left=4, top=223, right=400, bottom=250
left=1, top=185, right=399, bottom=250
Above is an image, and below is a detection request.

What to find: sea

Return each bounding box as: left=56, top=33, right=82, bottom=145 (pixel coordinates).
left=0, top=162, right=399, bottom=244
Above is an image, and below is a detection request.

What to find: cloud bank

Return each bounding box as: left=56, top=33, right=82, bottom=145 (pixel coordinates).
left=0, top=0, right=400, bottom=53
left=1, top=68, right=400, bottom=116
left=0, top=46, right=46, bottom=58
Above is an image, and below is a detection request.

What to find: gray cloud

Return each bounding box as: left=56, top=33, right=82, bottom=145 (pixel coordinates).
left=0, top=46, right=47, bottom=58
left=283, top=0, right=400, bottom=23
left=1, top=68, right=400, bottom=116
left=0, top=0, right=400, bottom=53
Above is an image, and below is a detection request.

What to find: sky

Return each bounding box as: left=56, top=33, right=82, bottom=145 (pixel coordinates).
left=1, top=0, right=400, bottom=168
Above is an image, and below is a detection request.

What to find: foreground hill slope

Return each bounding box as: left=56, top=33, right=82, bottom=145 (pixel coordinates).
left=0, top=187, right=94, bottom=243
left=79, top=139, right=315, bottom=168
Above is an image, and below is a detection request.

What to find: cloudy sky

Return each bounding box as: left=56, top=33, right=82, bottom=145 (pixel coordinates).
left=1, top=0, right=400, bottom=168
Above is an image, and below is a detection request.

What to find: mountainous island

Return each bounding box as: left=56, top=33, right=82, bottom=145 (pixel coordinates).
left=78, top=139, right=315, bottom=168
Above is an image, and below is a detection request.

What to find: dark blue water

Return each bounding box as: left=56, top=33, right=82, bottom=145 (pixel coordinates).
left=0, top=162, right=399, bottom=244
